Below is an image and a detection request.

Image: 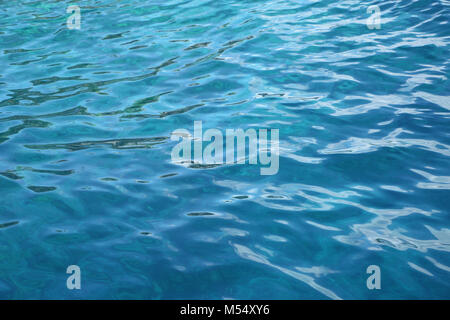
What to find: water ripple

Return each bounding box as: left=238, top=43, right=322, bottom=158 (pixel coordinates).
left=0, top=0, right=449, bottom=299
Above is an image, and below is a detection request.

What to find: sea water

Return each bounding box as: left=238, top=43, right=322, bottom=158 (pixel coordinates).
left=0, top=0, right=449, bottom=299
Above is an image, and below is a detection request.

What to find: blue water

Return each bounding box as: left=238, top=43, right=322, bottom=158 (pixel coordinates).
left=0, top=0, right=449, bottom=300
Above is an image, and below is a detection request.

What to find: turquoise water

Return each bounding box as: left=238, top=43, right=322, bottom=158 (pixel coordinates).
left=0, top=0, right=449, bottom=299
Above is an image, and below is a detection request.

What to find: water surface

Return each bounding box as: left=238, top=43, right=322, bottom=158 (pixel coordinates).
left=0, top=0, right=449, bottom=299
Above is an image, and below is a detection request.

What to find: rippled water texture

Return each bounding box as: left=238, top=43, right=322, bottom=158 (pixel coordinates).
left=0, top=0, right=449, bottom=299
